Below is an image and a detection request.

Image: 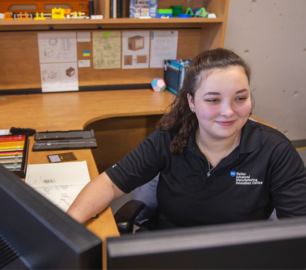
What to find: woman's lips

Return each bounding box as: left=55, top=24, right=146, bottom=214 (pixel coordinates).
left=216, top=121, right=236, bottom=126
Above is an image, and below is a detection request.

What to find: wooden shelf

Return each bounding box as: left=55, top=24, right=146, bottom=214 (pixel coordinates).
left=0, top=17, right=224, bottom=31
left=0, top=0, right=229, bottom=30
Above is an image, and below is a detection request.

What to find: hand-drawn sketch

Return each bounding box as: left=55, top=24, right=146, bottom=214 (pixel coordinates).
left=25, top=161, right=91, bottom=212
left=38, top=32, right=77, bottom=63
left=40, top=62, right=78, bottom=92
left=93, top=31, right=121, bottom=69
left=34, top=184, right=86, bottom=212
left=37, top=32, right=79, bottom=92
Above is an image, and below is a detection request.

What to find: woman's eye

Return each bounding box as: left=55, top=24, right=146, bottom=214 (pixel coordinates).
left=236, top=97, right=247, bottom=101
left=206, top=99, right=219, bottom=103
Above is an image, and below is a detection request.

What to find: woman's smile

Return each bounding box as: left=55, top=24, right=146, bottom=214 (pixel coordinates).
left=215, top=120, right=236, bottom=126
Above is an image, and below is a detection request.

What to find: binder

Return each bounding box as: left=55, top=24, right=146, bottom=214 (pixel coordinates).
left=164, top=59, right=191, bottom=94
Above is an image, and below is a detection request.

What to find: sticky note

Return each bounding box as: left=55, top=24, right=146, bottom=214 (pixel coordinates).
left=83, top=50, right=90, bottom=56
left=103, top=32, right=110, bottom=38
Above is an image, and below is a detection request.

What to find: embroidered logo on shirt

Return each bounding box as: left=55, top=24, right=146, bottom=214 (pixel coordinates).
left=230, top=171, right=236, bottom=177
left=230, top=171, right=263, bottom=185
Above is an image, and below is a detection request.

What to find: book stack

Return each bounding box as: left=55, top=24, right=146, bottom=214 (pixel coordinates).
left=110, top=0, right=124, bottom=18
left=0, top=135, right=28, bottom=177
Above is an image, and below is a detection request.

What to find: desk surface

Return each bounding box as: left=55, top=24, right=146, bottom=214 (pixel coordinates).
left=0, top=89, right=176, bottom=131
left=0, top=89, right=177, bottom=237
left=0, top=89, right=178, bottom=269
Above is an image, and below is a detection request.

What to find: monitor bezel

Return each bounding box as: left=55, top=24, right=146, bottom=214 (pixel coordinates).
left=0, top=164, right=102, bottom=269
left=107, top=216, right=306, bottom=269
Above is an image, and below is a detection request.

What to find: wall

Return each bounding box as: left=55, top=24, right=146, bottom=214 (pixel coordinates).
left=224, top=0, right=306, bottom=140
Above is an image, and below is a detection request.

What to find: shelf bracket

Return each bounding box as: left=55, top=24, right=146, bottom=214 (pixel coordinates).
left=48, top=25, right=54, bottom=31
left=97, top=24, right=102, bottom=30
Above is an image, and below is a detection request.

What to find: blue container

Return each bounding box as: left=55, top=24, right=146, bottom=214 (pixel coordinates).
left=164, top=59, right=191, bottom=94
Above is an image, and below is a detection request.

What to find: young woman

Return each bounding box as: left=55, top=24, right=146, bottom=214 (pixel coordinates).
left=67, top=48, right=306, bottom=229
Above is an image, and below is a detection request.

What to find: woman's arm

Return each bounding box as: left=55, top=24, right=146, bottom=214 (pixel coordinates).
left=270, top=142, right=306, bottom=218
left=66, top=172, right=125, bottom=223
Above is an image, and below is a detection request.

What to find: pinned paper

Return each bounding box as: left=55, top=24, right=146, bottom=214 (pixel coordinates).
left=77, top=32, right=91, bottom=42
left=78, top=60, right=90, bottom=67
left=93, top=31, right=121, bottom=69
left=150, top=30, right=178, bottom=68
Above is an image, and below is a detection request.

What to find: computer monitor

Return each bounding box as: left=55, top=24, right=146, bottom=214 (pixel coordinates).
left=0, top=164, right=102, bottom=269
left=107, top=215, right=306, bottom=269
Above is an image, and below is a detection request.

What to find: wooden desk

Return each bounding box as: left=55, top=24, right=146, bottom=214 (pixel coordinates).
left=0, top=89, right=176, bottom=268
left=0, top=89, right=175, bottom=232
left=0, top=89, right=175, bottom=210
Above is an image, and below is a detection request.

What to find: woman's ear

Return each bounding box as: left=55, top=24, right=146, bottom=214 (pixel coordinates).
left=187, top=94, right=195, bottom=112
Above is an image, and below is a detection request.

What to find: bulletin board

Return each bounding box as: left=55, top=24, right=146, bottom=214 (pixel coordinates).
left=0, top=28, right=201, bottom=93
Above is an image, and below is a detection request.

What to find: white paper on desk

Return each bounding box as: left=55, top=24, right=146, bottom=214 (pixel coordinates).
left=25, top=161, right=90, bottom=212
left=0, top=129, right=9, bottom=135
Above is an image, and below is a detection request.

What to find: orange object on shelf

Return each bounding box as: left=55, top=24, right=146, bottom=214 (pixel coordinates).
left=15, top=12, right=32, bottom=20
left=3, top=12, right=13, bottom=20
left=0, top=0, right=89, bottom=16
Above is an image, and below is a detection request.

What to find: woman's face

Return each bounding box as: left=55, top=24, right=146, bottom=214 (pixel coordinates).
left=187, top=66, right=251, bottom=141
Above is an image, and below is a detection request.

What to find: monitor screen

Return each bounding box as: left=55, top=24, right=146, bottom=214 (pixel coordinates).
left=107, top=216, right=306, bottom=269
left=0, top=164, right=102, bottom=269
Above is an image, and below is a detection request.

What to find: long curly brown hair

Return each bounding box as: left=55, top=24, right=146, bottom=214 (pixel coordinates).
left=157, top=48, right=251, bottom=154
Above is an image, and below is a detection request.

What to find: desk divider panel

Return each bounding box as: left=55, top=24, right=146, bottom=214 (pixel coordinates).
left=0, top=29, right=201, bottom=93
left=85, top=115, right=161, bottom=174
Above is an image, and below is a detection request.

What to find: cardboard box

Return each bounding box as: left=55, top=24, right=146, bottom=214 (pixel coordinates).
left=128, top=35, right=144, bottom=51
left=136, top=55, right=147, bottom=63
left=124, top=55, right=133, bottom=65
left=66, top=67, right=75, bottom=77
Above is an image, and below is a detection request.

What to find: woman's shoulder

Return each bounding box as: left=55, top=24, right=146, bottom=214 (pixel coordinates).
left=246, top=119, right=291, bottom=146
left=148, top=128, right=178, bottom=140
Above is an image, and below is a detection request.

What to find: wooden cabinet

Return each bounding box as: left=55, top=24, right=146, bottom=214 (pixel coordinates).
left=0, top=0, right=229, bottom=93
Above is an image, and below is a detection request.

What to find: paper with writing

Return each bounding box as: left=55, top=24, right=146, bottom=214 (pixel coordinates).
left=25, top=161, right=90, bottom=212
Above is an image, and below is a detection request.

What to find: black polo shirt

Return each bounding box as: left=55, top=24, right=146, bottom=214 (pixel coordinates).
left=106, top=120, right=306, bottom=230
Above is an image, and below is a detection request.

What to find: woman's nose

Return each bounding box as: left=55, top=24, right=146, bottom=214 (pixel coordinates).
left=220, top=102, right=234, bottom=117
